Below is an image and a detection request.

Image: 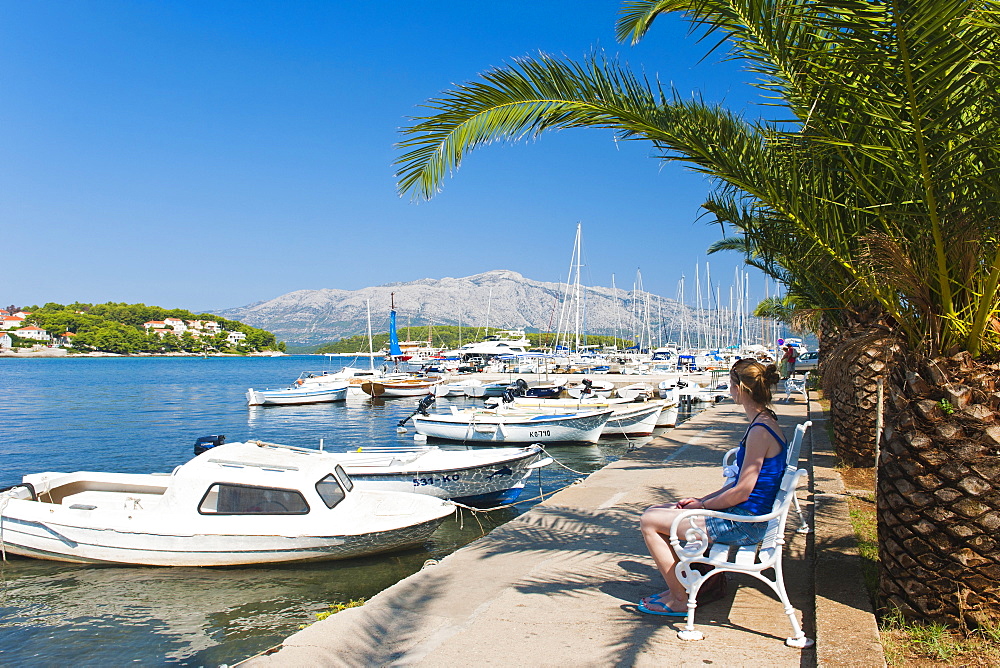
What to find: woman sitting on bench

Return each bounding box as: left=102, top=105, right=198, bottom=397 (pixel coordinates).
left=638, top=358, right=786, bottom=616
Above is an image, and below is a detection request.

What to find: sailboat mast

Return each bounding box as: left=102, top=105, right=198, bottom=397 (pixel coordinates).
left=612, top=273, right=622, bottom=350
left=365, top=299, right=374, bottom=370
left=485, top=287, right=492, bottom=337
left=574, top=223, right=582, bottom=352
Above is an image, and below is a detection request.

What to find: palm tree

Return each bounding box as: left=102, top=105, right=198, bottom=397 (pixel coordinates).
left=395, top=0, right=1000, bottom=625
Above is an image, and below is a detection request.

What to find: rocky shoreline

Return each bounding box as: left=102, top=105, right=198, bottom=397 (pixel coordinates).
left=0, top=349, right=286, bottom=358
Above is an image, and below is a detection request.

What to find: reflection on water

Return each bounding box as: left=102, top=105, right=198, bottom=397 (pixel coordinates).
left=0, top=507, right=520, bottom=665
left=0, top=357, right=703, bottom=666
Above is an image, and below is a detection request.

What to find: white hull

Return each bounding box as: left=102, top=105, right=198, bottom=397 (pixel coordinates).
left=464, top=382, right=509, bottom=398
left=615, top=383, right=654, bottom=401
left=336, top=444, right=551, bottom=504
left=0, top=512, right=445, bottom=566
left=602, top=403, right=663, bottom=436
left=362, top=380, right=440, bottom=397
left=657, top=402, right=680, bottom=427
left=0, top=443, right=454, bottom=567
left=413, top=408, right=611, bottom=444
left=246, top=383, right=348, bottom=406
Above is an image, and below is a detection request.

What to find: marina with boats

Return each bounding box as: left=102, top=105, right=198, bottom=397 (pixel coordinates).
left=0, top=231, right=811, bottom=664
left=1, top=351, right=746, bottom=664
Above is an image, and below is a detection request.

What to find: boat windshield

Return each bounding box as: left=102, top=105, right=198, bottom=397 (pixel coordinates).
left=198, top=483, right=309, bottom=515
left=334, top=464, right=354, bottom=492
left=315, top=470, right=350, bottom=509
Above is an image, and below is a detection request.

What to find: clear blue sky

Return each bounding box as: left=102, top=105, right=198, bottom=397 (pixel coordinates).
left=2, top=1, right=774, bottom=313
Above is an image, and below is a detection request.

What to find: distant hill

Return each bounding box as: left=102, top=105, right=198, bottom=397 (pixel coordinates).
left=217, top=270, right=696, bottom=347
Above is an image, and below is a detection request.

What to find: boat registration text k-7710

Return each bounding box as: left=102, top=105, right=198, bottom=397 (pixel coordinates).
left=413, top=475, right=461, bottom=486
left=529, top=430, right=551, bottom=438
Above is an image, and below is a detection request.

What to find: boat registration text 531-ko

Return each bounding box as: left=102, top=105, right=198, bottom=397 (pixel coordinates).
left=413, top=474, right=461, bottom=486
left=529, top=430, right=551, bottom=438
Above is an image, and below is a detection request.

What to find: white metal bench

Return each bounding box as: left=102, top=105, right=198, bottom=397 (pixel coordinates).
left=668, top=420, right=814, bottom=647
left=783, top=371, right=809, bottom=402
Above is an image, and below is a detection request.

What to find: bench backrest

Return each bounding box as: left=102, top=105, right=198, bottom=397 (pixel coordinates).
left=785, top=420, right=811, bottom=472
left=759, top=421, right=811, bottom=551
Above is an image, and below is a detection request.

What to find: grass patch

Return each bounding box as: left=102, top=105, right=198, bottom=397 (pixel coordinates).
left=880, top=607, right=1000, bottom=666
left=846, top=494, right=879, bottom=602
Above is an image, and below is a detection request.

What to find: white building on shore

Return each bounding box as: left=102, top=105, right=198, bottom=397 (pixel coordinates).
left=14, top=326, right=52, bottom=342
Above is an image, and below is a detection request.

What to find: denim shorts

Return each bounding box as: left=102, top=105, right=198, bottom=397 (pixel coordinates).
left=705, top=506, right=768, bottom=545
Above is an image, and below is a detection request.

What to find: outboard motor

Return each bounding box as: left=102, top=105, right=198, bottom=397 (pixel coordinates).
left=501, top=388, right=516, bottom=404
left=581, top=378, right=594, bottom=396
left=512, top=378, right=529, bottom=397
left=397, top=393, right=437, bottom=428
left=194, top=434, right=226, bottom=455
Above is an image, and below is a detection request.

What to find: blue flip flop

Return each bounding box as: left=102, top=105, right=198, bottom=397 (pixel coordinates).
left=637, top=601, right=688, bottom=617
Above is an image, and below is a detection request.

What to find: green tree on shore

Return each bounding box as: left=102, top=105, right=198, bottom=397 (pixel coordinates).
left=27, top=302, right=283, bottom=354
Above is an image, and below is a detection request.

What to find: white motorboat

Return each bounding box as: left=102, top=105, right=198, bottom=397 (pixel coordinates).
left=601, top=401, right=663, bottom=436
left=433, top=379, right=476, bottom=398
left=0, top=442, right=454, bottom=566
left=412, top=406, right=612, bottom=444
left=656, top=398, right=680, bottom=427
left=246, top=379, right=349, bottom=406
left=615, top=382, right=655, bottom=401
left=564, top=379, right=615, bottom=399
left=193, top=438, right=552, bottom=506
left=659, top=378, right=726, bottom=404
left=493, top=396, right=666, bottom=436
left=464, top=381, right=511, bottom=398
left=317, top=444, right=550, bottom=505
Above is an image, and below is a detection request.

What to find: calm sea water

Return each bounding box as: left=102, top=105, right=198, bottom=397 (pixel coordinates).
left=0, top=356, right=695, bottom=666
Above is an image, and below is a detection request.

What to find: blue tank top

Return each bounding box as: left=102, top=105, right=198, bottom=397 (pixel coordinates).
left=734, top=422, right=787, bottom=515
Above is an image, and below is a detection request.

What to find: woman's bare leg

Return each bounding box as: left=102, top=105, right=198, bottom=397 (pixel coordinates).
left=640, top=504, right=703, bottom=611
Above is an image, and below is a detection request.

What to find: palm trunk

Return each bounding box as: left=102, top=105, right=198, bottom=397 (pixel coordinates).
left=879, top=351, right=1000, bottom=624
left=820, top=310, right=901, bottom=466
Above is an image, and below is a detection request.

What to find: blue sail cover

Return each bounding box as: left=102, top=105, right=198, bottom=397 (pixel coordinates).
left=388, top=310, right=403, bottom=357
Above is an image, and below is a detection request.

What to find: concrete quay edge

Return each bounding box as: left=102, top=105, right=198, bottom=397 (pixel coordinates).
left=239, top=395, right=883, bottom=667
left=807, top=394, right=886, bottom=667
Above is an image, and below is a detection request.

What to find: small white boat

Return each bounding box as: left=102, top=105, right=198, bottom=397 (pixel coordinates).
left=433, top=379, right=476, bottom=397
left=656, top=398, right=680, bottom=427
left=464, top=381, right=510, bottom=398
left=246, top=380, right=349, bottom=406
left=413, top=406, right=612, bottom=444
left=495, top=396, right=664, bottom=436
left=615, top=383, right=655, bottom=401
left=601, top=402, right=663, bottom=436
left=565, top=379, right=615, bottom=399
left=0, top=442, right=454, bottom=566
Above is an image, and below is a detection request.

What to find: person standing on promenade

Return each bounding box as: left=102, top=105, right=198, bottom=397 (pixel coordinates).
left=637, top=359, right=786, bottom=615
left=782, top=345, right=798, bottom=378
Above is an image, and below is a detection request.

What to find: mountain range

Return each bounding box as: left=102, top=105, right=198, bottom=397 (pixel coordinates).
left=216, top=270, right=692, bottom=347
